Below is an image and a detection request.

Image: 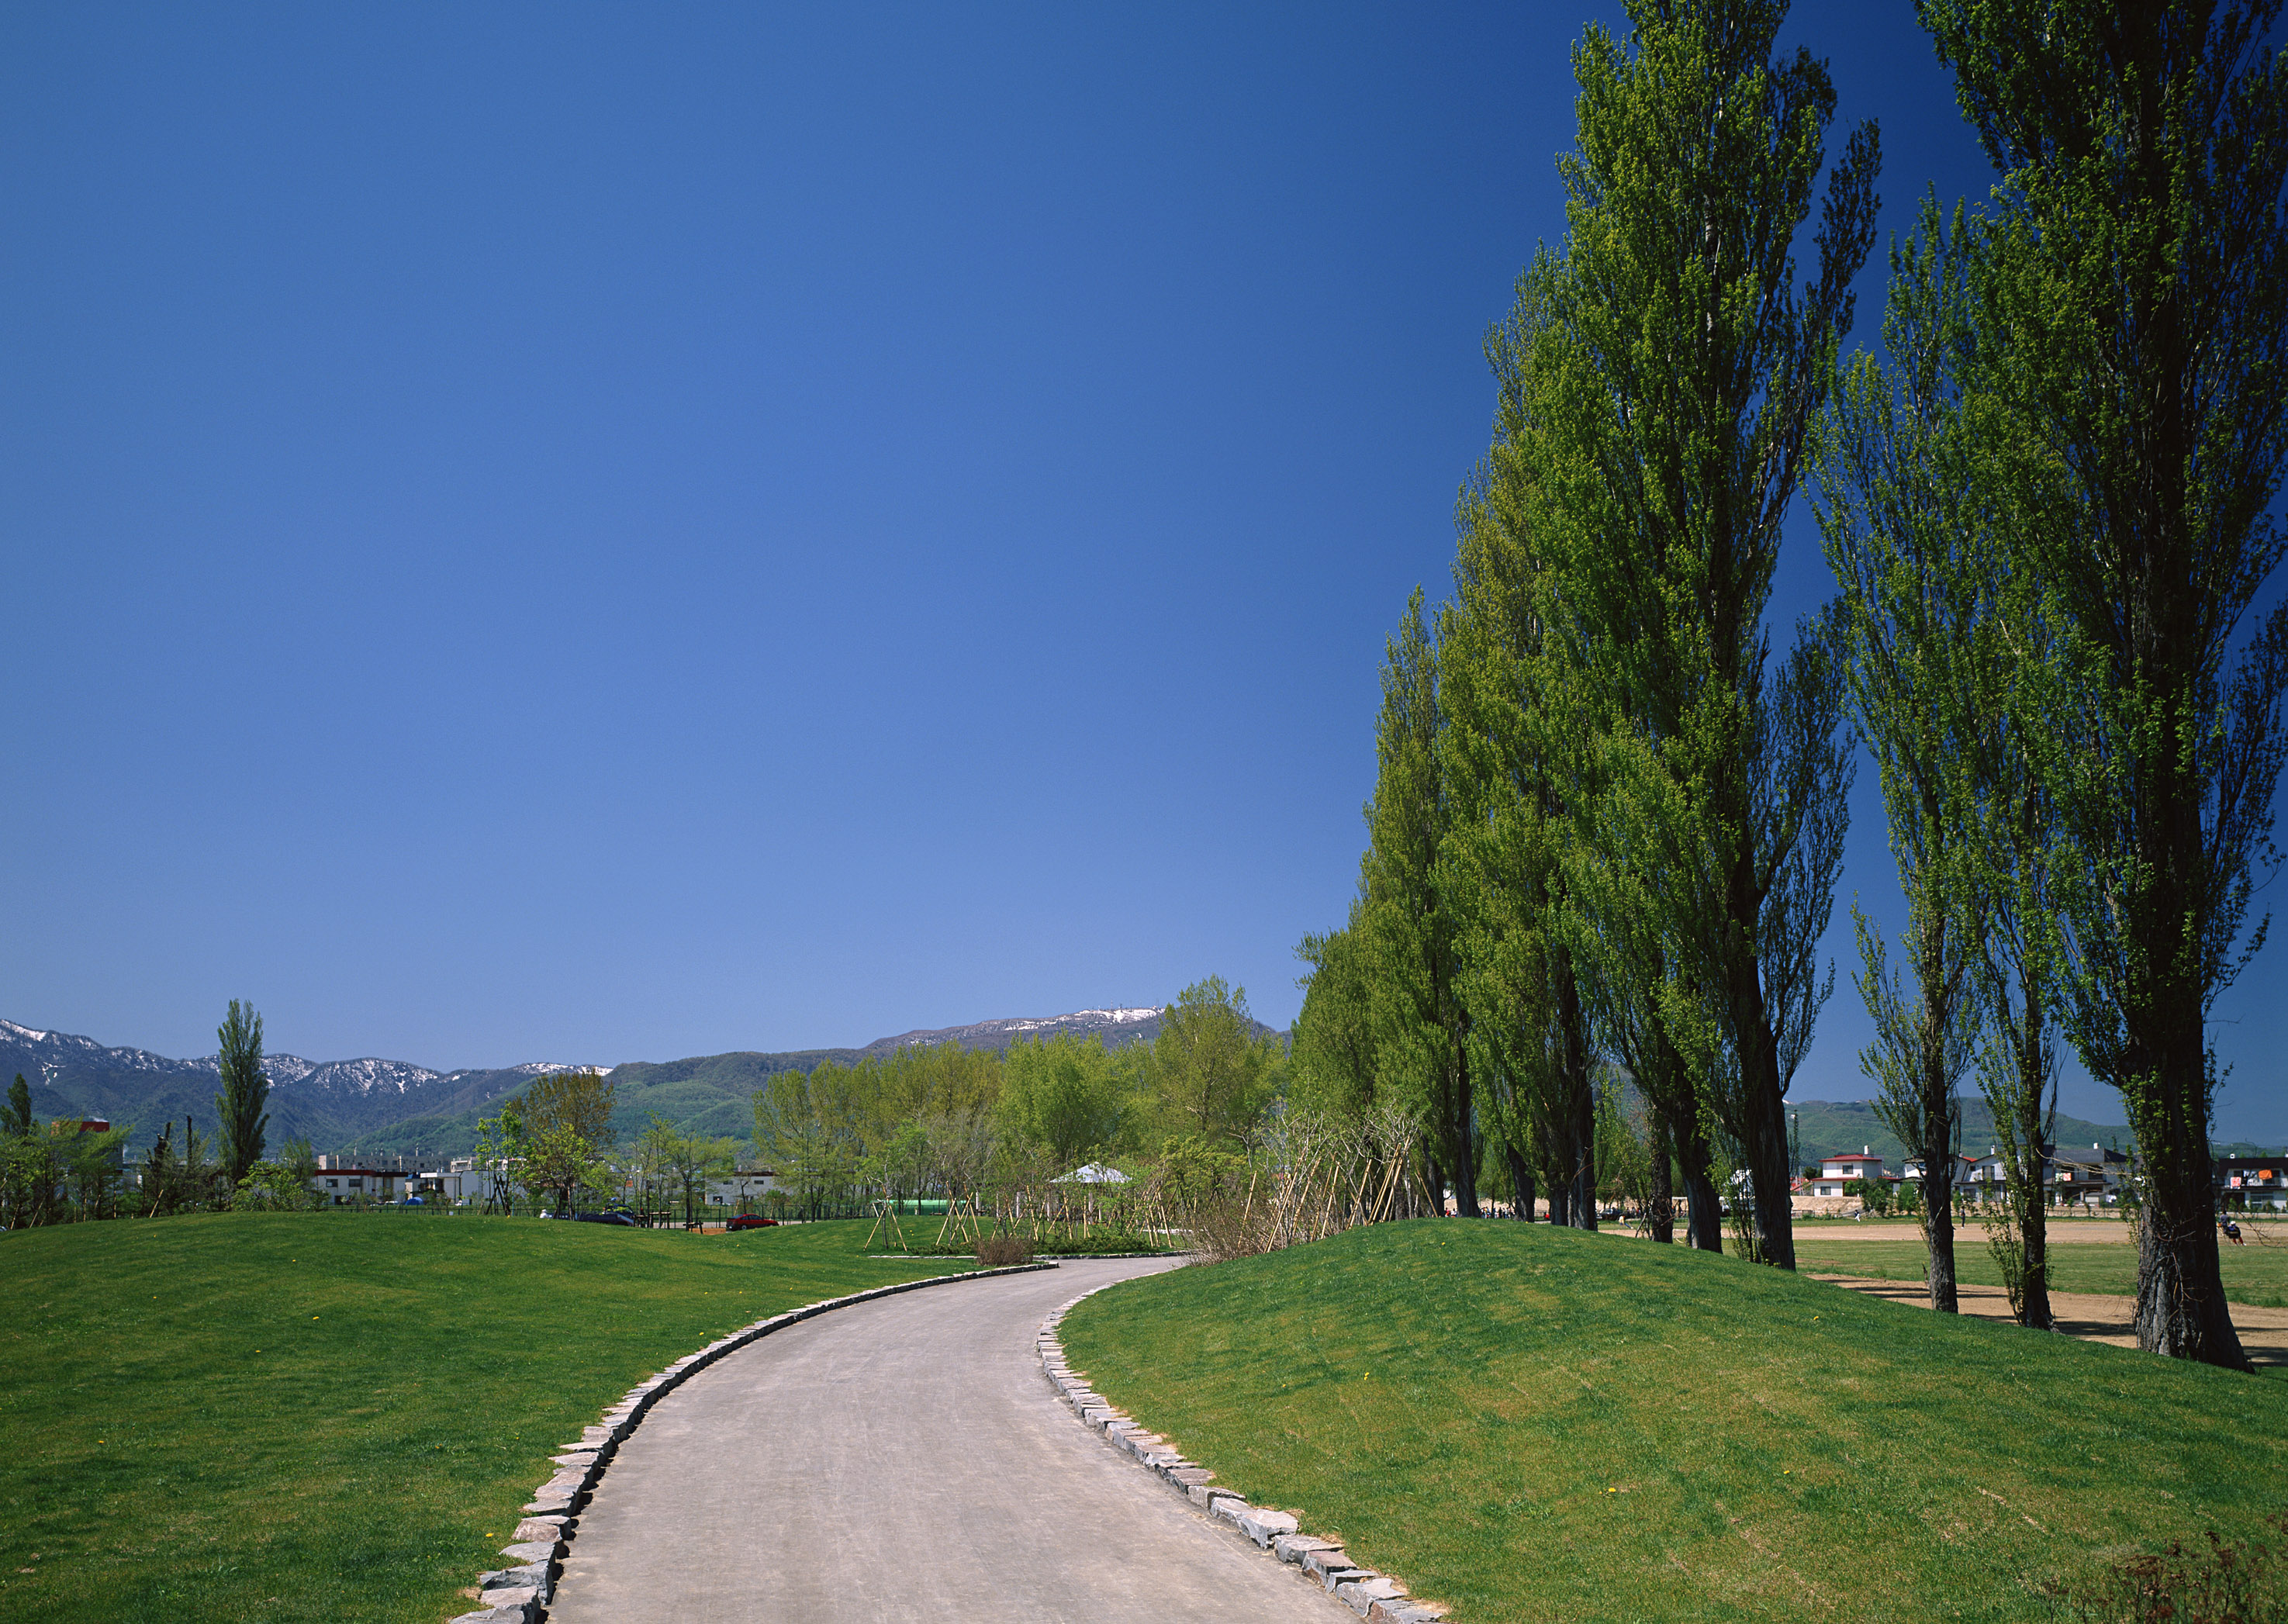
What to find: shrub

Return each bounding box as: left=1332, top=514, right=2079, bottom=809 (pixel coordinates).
left=974, top=1235, right=1035, bottom=1266
left=2054, top=1515, right=2288, bottom=1623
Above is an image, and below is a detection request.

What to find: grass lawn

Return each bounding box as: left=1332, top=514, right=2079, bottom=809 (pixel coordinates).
left=1059, top=1220, right=2288, bottom=1622
left=1784, top=1222, right=2288, bottom=1306
left=0, top=1213, right=969, bottom=1624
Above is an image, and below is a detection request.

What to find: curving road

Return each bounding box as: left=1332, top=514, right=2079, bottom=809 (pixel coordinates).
left=547, top=1256, right=1353, bottom=1622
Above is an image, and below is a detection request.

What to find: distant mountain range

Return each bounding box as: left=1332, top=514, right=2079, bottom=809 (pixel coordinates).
left=22, top=1011, right=2256, bottom=1170
left=0, top=1007, right=1176, bottom=1163
left=1781, top=1098, right=2276, bottom=1164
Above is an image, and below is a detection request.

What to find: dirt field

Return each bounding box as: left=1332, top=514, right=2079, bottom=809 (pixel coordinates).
left=1811, top=1273, right=2288, bottom=1370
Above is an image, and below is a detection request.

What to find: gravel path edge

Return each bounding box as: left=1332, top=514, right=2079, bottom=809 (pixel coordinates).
left=1038, top=1280, right=1450, bottom=1622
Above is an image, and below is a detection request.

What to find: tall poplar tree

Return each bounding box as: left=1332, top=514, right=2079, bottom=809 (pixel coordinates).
left=1362, top=592, right=1478, bottom=1216
left=1817, top=200, right=1988, bottom=1313
left=1526, top=0, right=1875, bottom=1267
left=1920, top=0, right=2288, bottom=1367
left=1441, top=264, right=1609, bottom=1235
left=214, top=999, right=270, bottom=1187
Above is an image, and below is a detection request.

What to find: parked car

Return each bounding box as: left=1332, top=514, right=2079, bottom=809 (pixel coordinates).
left=572, top=1209, right=640, bottom=1227
left=727, top=1214, right=779, bottom=1231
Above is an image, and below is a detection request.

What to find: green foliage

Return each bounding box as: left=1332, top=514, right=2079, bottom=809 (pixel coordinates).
left=752, top=1040, right=1007, bottom=1216
left=514, top=1072, right=620, bottom=1215
left=230, top=1160, right=322, bottom=1213
left=1144, top=977, right=1279, bottom=1152
left=1441, top=249, right=1604, bottom=1232
left=1358, top=594, right=1477, bottom=1211
left=213, top=1000, right=270, bottom=1188
left=140, top=1118, right=225, bottom=1218
left=996, top=1033, right=1130, bottom=1168
left=1913, top=0, right=2288, bottom=1367
left=634, top=1114, right=736, bottom=1225
left=521, top=1070, right=617, bottom=1152
left=1521, top=0, right=1874, bottom=1269
left=1844, top=1176, right=1896, bottom=1218
left=470, top=1100, right=527, bottom=1215
left=1290, top=908, right=1379, bottom=1123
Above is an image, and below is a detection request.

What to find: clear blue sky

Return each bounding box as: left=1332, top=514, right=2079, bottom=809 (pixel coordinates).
left=4, top=2, right=2282, bottom=1141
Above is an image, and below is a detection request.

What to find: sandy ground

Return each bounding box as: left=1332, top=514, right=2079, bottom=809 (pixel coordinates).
left=1590, top=1215, right=2288, bottom=1367
left=1809, top=1273, right=2288, bottom=1370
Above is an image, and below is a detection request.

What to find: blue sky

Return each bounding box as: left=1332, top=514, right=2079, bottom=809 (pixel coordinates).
left=4, top=2, right=2282, bottom=1141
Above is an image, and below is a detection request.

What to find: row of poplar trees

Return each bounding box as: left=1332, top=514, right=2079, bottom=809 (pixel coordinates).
left=1298, top=0, right=2286, bottom=1372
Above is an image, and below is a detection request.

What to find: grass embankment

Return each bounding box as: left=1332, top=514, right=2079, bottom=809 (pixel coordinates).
left=1059, top=1220, right=2288, bottom=1622
left=1785, top=1221, right=2288, bottom=1307
left=0, top=1215, right=969, bottom=1624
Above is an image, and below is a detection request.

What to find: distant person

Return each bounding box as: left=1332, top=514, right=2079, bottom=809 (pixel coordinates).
left=2221, top=1216, right=2245, bottom=1246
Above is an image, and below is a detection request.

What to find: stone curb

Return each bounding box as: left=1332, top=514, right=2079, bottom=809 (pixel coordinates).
left=445, top=1260, right=1056, bottom=1624
left=1037, top=1284, right=1451, bottom=1623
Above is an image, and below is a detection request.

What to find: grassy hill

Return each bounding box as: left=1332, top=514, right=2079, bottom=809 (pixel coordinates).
left=1059, top=1220, right=2288, bottom=1622
left=0, top=1215, right=968, bottom=1623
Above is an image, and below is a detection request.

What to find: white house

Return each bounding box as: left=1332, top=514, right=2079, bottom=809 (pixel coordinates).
left=1806, top=1148, right=1885, bottom=1199
left=309, top=1165, right=404, bottom=1204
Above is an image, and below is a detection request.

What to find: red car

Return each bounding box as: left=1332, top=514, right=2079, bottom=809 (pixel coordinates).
left=726, top=1214, right=779, bottom=1231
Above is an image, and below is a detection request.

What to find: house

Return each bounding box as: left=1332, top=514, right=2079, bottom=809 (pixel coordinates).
left=2046, top=1143, right=2129, bottom=1207
left=405, top=1169, right=472, bottom=1204
left=1955, top=1145, right=2127, bottom=1208
left=1898, top=1153, right=1982, bottom=1191
left=2217, top=1153, right=2287, bottom=1213
left=1962, top=1148, right=2012, bottom=1202
left=309, top=1163, right=404, bottom=1204
left=1806, top=1148, right=1885, bottom=1199
left=702, top=1166, right=782, bottom=1211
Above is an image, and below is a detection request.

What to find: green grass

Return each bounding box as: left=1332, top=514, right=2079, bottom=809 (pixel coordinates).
left=1786, top=1222, right=2288, bottom=1307
left=1059, top=1220, right=2288, bottom=1622
left=0, top=1214, right=970, bottom=1623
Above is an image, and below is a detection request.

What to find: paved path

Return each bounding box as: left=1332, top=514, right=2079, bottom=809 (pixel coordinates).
left=548, top=1257, right=1353, bottom=1622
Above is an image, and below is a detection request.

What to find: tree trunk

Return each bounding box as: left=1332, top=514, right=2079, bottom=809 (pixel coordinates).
left=1505, top=1142, right=1536, bottom=1221
left=1423, top=1151, right=1445, bottom=1218
left=2131, top=1038, right=2248, bottom=1368
left=1548, top=1174, right=1571, bottom=1229
left=1451, top=1041, right=1481, bottom=1218
left=2017, top=1017, right=2052, bottom=1329
left=1920, top=1156, right=1958, bottom=1313
left=1730, top=941, right=1797, bottom=1269
left=1570, top=1074, right=1598, bottom=1232
left=1647, top=1110, right=1675, bottom=1243
left=1557, top=948, right=1596, bottom=1231
left=1680, top=1120, right=1722, bottom=1252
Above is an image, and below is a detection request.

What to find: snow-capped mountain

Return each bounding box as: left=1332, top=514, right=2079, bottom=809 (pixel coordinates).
left=0, top=1004, right=1214, bottom=1158
left=861, top=1007, right=1165, bottom=1055
left=0, top=1019, right=596, bottom=1150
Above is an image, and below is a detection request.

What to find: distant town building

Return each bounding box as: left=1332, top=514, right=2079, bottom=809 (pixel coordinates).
left=2216, top=1153, right=2286, bottom=1212
left=1806, top=1148, right=1885, bottom=1199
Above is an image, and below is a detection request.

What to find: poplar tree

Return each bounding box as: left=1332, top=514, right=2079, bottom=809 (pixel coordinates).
left=1292, top=905, right=1381, bottom=1125
left=214, top=1000, right=271, bottom=1187
left=1920, top=0, right=2288, bottom=1367
left=1441, top=268, right=1602, bottom=1234
left=1817, top=198, right=2072, bottom=1324
left=1816, top=200, right=1986, bottom=1312
left=1526, top=0, right=1875, bottom=1266
left=1361, top=593, right=1478, bottom=1215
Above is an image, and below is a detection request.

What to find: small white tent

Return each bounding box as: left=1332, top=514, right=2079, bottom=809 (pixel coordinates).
left=1052, top=1162, right=1131, bottom=1185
